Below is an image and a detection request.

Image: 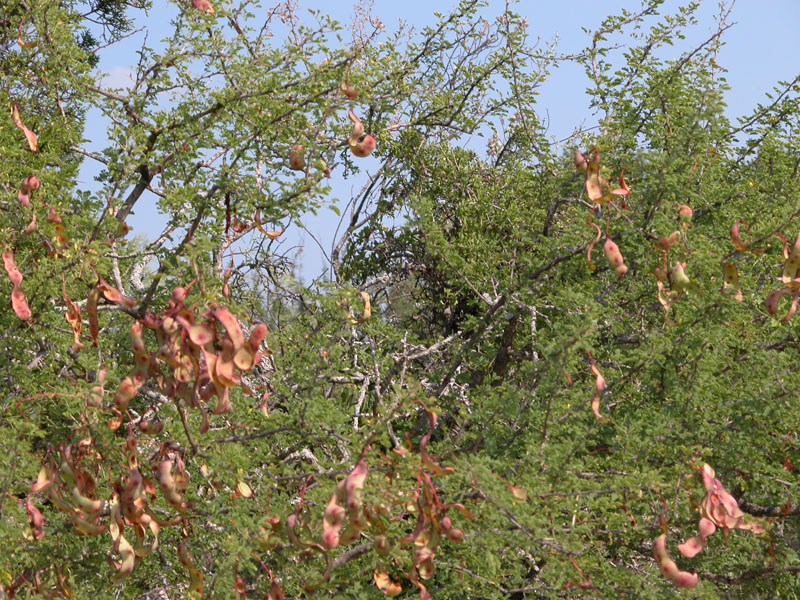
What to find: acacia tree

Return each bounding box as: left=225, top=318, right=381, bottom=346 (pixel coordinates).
left=2, top=0, right=800, bottom=598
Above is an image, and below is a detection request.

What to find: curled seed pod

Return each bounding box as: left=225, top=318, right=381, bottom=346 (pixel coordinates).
left=766, top=287, right=790, bottom=315
left=678, top=517, right=716, bottom=558
left=26, top=498, right=45, bottom=540
left=18, top=175, right=39, bottom=206
left=782, top=228, right=800, bottom=285
left=178, top=541, right=204, bottom=597
left=157, top=460, right=186, bottom=511
left=586, top=222, right=602, bottom=272
left=348, top=109, right=376, bottom=157
left=11, top=99, right=37, bottom=151
left=670, top=262, right=695, bottom=294
left=314, top=158, right=331, bottom=177
left=587, top=352, right=610, bottom=422
left=351, top=134, right=376, bottom=158
left=730, top=221, right=764, bottom=253
left=347, top=291, right=371, bottom=324
left=31, top=466, right=52, bottom=493
left=653, top=534, right=698, bottom=588
left=374, top=567, right=402, bottom=597
left=138, top=419, right=163, bottom=434
left=2, top=250, right=32, bottom=320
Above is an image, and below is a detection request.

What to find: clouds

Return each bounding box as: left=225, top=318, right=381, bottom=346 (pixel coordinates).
left=99, top=65, right=134, bottom=90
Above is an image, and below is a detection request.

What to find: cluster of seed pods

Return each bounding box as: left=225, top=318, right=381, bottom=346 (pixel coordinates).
left=652, top=206, right=703, bottom=317
left=17, top=175, right=38, bottom=207
left=575, top=149, right=629, bottom=420
left=1, top=565, right=71, bottom=599
left=321, top=459, right=369, bottom=549
left=677, top=464, right=764, bottom=559
left=25, top=434, right=203, bottom=588
left=765, top=228, right=800, bottom=321
left=255, top=405, right=469, bottom=599
left=653, top=464, right=764, bottom=588
left=575, top=149, right=630, bottom=277
left=574, top=149, right=629, bottom=206
left=287, top=82, right=371, bottom=180
left=384, top=406, right=471, bottom=599
left=347, top=108, right=376, bottom=158
left=107, top=283, right=267, bottom=428
left=719, top=220, right=764, bottom=303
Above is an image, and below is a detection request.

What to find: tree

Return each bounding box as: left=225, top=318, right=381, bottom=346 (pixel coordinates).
left=3, top=0, right=800, bottom=598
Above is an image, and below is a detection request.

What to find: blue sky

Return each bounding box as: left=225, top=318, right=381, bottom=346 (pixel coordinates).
left=83, top=0, right=800, bottom=279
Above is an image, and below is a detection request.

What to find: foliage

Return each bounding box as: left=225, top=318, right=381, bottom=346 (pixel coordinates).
left=2, top=0, right=800, bottom=598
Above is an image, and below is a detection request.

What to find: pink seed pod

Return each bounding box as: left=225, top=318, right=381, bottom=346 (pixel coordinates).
left=653, top=534, right=698, bottom=588
left=191, top=0, right=215, bottom=13
left=289, top=144, right=305, bottom=170
left=678, top=517, right=716, bottom=558
left=351, top=134, right=376, bottom=158
left=677, top=204, right=692, bottom=229
left=17, top=176, right=39, bottom=207
left=574, top=151, right=588, bottom=173
left=603, top=238, right=627, bottom=277
left=348, top=109, right=376, bottom=157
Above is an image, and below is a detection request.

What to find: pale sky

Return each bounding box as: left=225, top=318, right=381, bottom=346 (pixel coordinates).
left=81, top=0, right=800, bottom=280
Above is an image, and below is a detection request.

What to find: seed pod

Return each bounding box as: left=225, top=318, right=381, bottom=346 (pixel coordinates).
left=677, top=204, right=692, bottom=229
left=289, top=144, right=305, bottom=170
left=191, top=0, right=214, bottom=13
left=677, top=517, right=716, bottom=558
left=603, top=237, right=627, bottom=277
left=653, top=534, right=698, bottom=588
left=157, top=460, right=186, bottom=511
left=11, top=99, right=38, bottom=151
left=587, top=352, right=610, bottom=422
left=574, top=151, right=588, bottom=173
left=339, top=81, right=358, bottom=99
left=670, top=262, right=694, bottom=294
left=721, top=263, right=743, bottom=302
left=26, top=498, right=45, bottom=540
left=586, top=222, right=602, bottom=272
left=348, top=109, right=376, bottom=157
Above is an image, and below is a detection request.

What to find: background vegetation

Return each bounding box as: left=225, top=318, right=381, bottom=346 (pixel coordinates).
left=2, top=0, right=799, bottom=598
